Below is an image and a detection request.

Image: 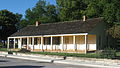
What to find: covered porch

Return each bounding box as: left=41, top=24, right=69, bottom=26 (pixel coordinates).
left=7, top=33, right=96, bottom=53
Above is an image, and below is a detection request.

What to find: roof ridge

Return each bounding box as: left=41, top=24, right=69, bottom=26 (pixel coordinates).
left=25, top=17, right=102, bottom=26
left=40, top=17, right=102, bottom=26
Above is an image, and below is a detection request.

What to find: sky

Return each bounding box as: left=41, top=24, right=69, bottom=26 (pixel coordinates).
left=0, top=0, right=56, bottom=18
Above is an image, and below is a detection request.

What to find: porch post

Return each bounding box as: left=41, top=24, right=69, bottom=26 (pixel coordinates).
left=38, top=37, right=41, bottom=50
left=73, top=35, right=76, bottom=51
left=7, top=38, right=10, bottom=50
left=61, top=36, right=64, bottom=51
left=51, top=36, right=53, bottom=50
left=13, top=38, right=15, bottom=49
left=20, top=38, right=22, bottom=49
left=41, top=36, right=43, bottom=51
left=27, top=37, right=29, bottom=50
left=85, top=35, right=88, bottom=54
left=32, top=37, right=34, bottom=51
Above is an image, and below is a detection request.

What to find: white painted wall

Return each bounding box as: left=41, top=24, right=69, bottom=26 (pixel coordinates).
left=77, top=44, right=86, bottom=50
left=20, top=43, right=96, bottom=51
left=34, top=45, right=40, bottom=49
left=88, top=44, right=96, bottom=50
left=28, top=45, right=33, bottom=50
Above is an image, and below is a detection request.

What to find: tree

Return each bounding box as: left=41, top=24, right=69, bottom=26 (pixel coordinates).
left=56, top=0, right=87, bottom=21
left=24, top=0, right=58, bottom=26
left=0, top=10, right=22, bottom=46
left=84, top=0, right=120, bottom=24
left=83, top=0, right=103, bottom=18
left=18, top=19, right=29, bottom=29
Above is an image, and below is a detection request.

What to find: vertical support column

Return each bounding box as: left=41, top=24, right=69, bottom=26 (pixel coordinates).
left=41, top=36, right=43, bottom=51
left=85, top=35, right=88, bottom=54
left=13, top=38, right=16, bottom=49
left=7, top=38, right=10, bottom=50
left=51, top=36, right=53, bottom=51
left=27, top=37, right=29, bottom=50
left=73, top=35, right=76, bottom=51
left=61, top=36, right=64, bottom=51
left=38, top=37, right=41, bottom=50
left=20, top=38, right=22, bottom=49
left=32, top=37, right=34, bottom=51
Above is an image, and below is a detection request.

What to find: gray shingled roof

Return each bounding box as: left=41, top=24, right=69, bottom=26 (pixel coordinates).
left=10, top=18, right=102, bottom=37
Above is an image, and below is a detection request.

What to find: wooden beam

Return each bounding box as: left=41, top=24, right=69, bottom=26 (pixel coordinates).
left=51, top=36, right=53, bottom=50
left=85, top=35, right=88, bottom=54
left=27, top=37, right=29, bottom=50
left=20, top=38, right=22, bottom=49
left=73, top=35, right=76, bottom=51
left=13, top=38, right=15, bottom=49
left=32, top=37, right=34, bottom=51
left=41, top=36, right=43, bottom=51
left=7, top=38, right=10, bottom=50
left=38, top=37, right=41, bottom=50
left=61, top=36, right=64, bottom=51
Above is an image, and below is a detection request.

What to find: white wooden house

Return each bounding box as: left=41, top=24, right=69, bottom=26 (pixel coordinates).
left=7, top=18, right=106, bottom=53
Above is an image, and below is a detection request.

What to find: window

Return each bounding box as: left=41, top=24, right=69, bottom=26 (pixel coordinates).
left=37, top=38, right=41, bottom=44
left=29, top=38, right=32, bottom=45
left=22, top=38, right=27, bottom=45
left=34, top=38, right=38, bottom=45
left=53, top=37, right=60, bottom=45
left=44, top=37, right=51, bottom=45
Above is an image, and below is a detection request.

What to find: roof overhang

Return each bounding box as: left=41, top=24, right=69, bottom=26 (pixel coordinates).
left=8, top=33, right=88, bottom=39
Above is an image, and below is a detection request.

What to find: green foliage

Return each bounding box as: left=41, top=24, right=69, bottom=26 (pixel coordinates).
left=107, top=25, right=120, bottom=38
left=8, top=51, right=13, bottom=54
left=84, top=0, right=120, bottom=23
left=26, top=52, right=99, bottom=58
left=0, top=48, right=8, bottom=51
left=18, top=48, right=31, bottom=53
left=24, top=0, right=58, bottom=26
left=0, top=10, right=22, bottom=40
left=100, top=47, right=116, bottom=59
left=18, top=19, right=29, bottom=29
left=56, top=0, right=86, bottom=21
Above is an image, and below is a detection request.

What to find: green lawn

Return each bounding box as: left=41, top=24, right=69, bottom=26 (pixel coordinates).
left=26, top=51, right=100, bottom=58
left=1, top=48, right=120, bottom=59
left=0, top=48, right=8, bottom=51
left=116, top=52, right=120, bottom=56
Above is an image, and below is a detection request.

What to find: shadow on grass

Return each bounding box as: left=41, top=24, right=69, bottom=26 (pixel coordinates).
left=114, top=56, right=120, bottom=60
left=0, top=65, right=44, bottom=68
left=0, top=60, right=9, bottom=62
left=37, top=62, right=52, bottom=63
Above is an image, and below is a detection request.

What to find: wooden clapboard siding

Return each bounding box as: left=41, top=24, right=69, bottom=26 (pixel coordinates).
left=88, top=35, right=96, bottom=44
left=64, top=36, right=73, bottom=44
left=75, top=35, right=85, bottom=44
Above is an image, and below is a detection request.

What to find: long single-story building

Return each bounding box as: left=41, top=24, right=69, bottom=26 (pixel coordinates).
left=7, top=17, right=107, bottom=53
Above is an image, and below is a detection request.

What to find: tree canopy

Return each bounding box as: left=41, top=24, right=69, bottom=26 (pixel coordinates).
left=0, top=10, right=22, bottom=40
left=56, top=0, right=87, bottom=21
left=24, top=0, right=58, bottom=25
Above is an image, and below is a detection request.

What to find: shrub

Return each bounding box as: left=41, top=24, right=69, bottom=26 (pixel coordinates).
left=100, top=47, right=116, bottom=59
left=8, top=51, right=13, bottom=54
left=18, top=48, right=30, bottom=53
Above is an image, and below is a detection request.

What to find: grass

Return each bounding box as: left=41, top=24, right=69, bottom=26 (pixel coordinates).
left=24, top=51, right=100, bottom=58
left=116, top=52, right=120, bottom=56
left=0, top=48, right=8, bottom=51
left=1, top=48, right=120, bottom=59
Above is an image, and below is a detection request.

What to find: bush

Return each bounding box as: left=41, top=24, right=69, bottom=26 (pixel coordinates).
left=18, top=48, right=30, bottom=53
left=8, top=51, right=13, bottom=54
left=100, top=47, right=116, bottom=59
